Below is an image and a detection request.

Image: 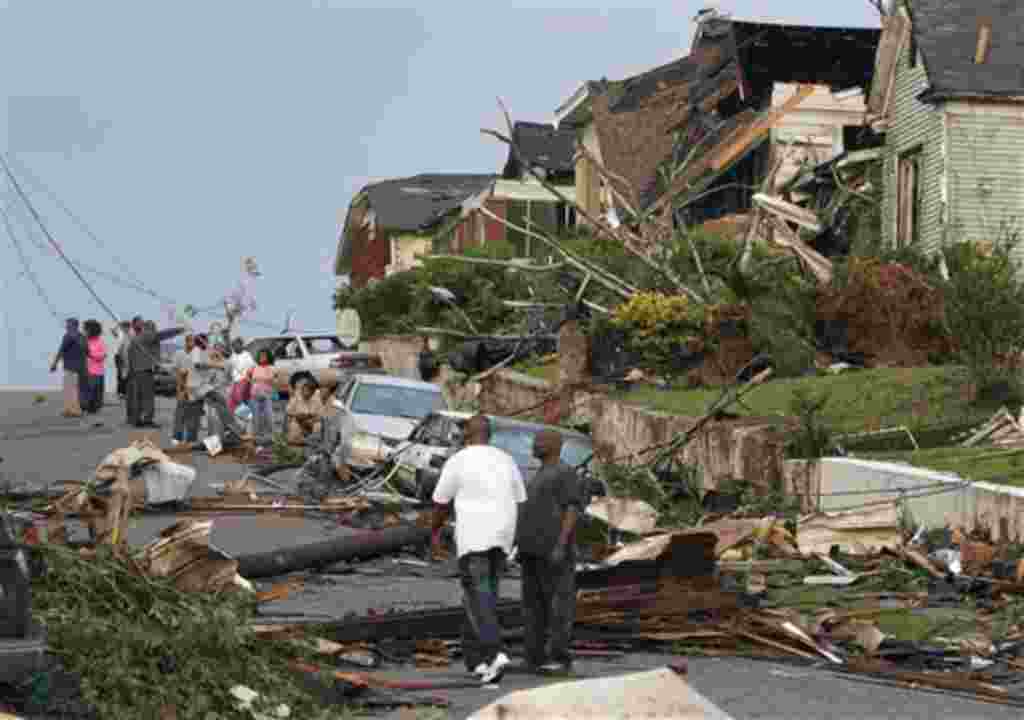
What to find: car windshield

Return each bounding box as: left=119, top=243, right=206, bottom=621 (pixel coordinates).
left=490, top=427, right=593, bottom=468
left=350, top=383, right=446, bottom=420
left=304, top=336, right=344, bottom=355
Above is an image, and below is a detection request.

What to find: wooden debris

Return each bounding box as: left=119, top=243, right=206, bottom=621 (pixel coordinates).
left=752, top=193, right=823, bottom=233
left=962, top=407, right=1024, bottom=449
left=900, top=547, right=947, bottom=580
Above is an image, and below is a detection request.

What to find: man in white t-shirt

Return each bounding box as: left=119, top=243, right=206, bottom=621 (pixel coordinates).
left=431, top=414, right=526, bottom=685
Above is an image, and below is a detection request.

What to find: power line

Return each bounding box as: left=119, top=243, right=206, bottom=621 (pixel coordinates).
left=2, top=153, right=287, bottom=335
left=1, top=152, right=120, bottom=324
left=0, top=204, right=62, bottom=321
left=4, top=154, right=151, bottom=289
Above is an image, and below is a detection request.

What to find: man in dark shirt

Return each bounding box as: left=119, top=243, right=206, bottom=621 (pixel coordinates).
left=515, top=429, right=585, bottom=674
left=126, top=317, right=185, bottom=427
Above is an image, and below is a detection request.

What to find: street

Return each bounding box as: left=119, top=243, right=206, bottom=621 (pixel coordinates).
left=2, top=388, right=1020, bottom=719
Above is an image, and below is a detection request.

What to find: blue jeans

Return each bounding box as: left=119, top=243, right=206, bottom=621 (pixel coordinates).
left=250, top=394, right=273, bottom=438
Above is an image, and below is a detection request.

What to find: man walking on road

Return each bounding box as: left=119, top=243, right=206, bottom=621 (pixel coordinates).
left=515, top=429, right=584, bottom=675
left=431, top=414, right=526, bottom=684
left=126, top=317, right=185, bottom=428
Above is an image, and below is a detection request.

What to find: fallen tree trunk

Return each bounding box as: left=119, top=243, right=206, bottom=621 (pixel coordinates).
left=235, top=525, right=430, bottom=580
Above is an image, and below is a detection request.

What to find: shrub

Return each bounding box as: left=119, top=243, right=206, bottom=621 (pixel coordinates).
left=609, top=291, right=712, bottom=376
left=941, top=238, right=1024, bottom=398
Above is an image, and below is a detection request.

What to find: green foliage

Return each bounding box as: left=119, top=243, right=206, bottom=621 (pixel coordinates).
left=32, top=544, right=347, bottom=719
left=333, top=240, right=532, bottom=341
left=785, top=387, right=834, bottom=460
left=940, top=237, right=1024, bottom=395
left=272, top=433, right=305, bottom=464
left=598, top=461, right=704, bottom=528
left=609, top=291, right=712, bottom=376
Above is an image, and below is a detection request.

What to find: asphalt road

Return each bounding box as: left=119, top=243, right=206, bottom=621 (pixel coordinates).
left=2, top=388, right=1021, bottom=719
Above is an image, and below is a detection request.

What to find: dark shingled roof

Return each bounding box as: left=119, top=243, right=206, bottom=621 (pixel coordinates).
left=502, top=121, right=577, bottom=179
left=909, top=0, right=1024, bottom=99
left=362, top=174, right=498, bottom=232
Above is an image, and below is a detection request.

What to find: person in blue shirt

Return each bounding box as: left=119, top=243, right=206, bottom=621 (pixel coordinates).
left=50, top=318, right=86, bottom=417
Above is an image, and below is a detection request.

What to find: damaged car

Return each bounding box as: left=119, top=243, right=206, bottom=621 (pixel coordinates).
left=382, top=411, right=602, bottom=502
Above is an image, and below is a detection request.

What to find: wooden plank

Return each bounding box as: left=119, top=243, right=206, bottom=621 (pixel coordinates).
left=753, top=193, right=822, bottom=232
left=867, top=15, right=909, bottom=120
left=768, top=217, right=833, bottom=285
left=710, top=84, right=815, bottom=173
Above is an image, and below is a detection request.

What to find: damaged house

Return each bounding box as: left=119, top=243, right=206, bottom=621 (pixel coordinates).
left=334, top=174, right=496, bottom=288
left=434, top=121, right=578, bottom=261
left=867, top=0, right=1024, bottom=254
left=554, top=10, right=882, bottom=232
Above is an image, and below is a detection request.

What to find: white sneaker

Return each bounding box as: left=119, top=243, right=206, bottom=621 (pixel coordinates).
left=478, top=652, right=509, bottom=684
left=472, top=662, right=488, bottom=679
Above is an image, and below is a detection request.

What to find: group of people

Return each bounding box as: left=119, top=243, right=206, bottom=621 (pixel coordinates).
left=430, top=416, right=584, bottom=685
left=168, top=336, right=330, bottom=449
left=51, top=317, right=112, bottom=418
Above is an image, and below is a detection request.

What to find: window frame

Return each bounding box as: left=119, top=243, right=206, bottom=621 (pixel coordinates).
left=896, top=146, right=923, bottom=249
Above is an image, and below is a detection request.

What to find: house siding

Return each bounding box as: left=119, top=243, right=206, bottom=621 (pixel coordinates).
left=386, top=233, right=430, bottom=276
left=945, top=103, right=1024, bottom=258
left=882, top=43, right=944, bottom=255
left=350, top=225, right=390, bottom=289
left=484, top=198, right=507, bottom=245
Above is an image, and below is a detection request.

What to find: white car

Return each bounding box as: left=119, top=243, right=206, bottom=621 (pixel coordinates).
left=336, top=374, right=449, bottom=448
left=242, top=332, right=382, bottom=395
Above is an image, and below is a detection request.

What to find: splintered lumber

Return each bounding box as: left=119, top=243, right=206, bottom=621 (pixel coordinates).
left=753, top=193, right=823, bottom=233
left=235, top=525, right=430, bottom=580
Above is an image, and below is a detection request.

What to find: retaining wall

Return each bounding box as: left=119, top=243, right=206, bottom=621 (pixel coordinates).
left=785, top=457, right=1024, bottom=541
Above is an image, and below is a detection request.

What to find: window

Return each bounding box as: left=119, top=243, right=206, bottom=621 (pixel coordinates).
left=349, top=383, right=447, bottom=420
left=303, top=336, right=344, bottom=355
left=488, top=425, right=594, bottom=468
left=896, top=148, right=922, bottom=248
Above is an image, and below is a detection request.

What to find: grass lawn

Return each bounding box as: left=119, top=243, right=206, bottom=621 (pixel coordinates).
left=860, top=445, right=1024, bottom=487
left=615, top=366, right=993, bottom=435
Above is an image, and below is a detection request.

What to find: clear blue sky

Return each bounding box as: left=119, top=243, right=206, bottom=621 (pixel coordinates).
left=0, top=1, right=878, bottom=387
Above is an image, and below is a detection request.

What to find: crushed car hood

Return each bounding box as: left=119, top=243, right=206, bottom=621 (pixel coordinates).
left=352, top=414, right=418, bottom=442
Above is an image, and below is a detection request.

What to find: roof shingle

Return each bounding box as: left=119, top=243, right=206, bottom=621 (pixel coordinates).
left=361, top=174, right=497, bottom=233
left=910, top=0, right=1024, bottom=98
left=502, top=121, right=577, bottom=178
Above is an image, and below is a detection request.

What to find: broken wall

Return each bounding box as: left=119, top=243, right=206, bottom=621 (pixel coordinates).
left=478, top=369, right=786, bottom=494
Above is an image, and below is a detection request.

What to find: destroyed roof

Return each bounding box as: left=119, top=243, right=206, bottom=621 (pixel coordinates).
left=360, top=174, right=498, bottom=233
left=697, top=16, right=882, bottom=93
left=586, top=15, right=881, bottom=216
left=502, top=122, right=577, bottom=179
left=907, top=0, right=1024, bottom=100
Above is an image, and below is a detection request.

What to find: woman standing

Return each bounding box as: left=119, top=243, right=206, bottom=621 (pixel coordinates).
left=82, top=319, right=107, bottom=414
left=50, top=318, right=85, bottom=418
left=246, top=350, right=276, bottom=440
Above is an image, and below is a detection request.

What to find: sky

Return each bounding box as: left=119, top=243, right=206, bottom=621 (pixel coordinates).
left=0, top=0, right=879, bottom=387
